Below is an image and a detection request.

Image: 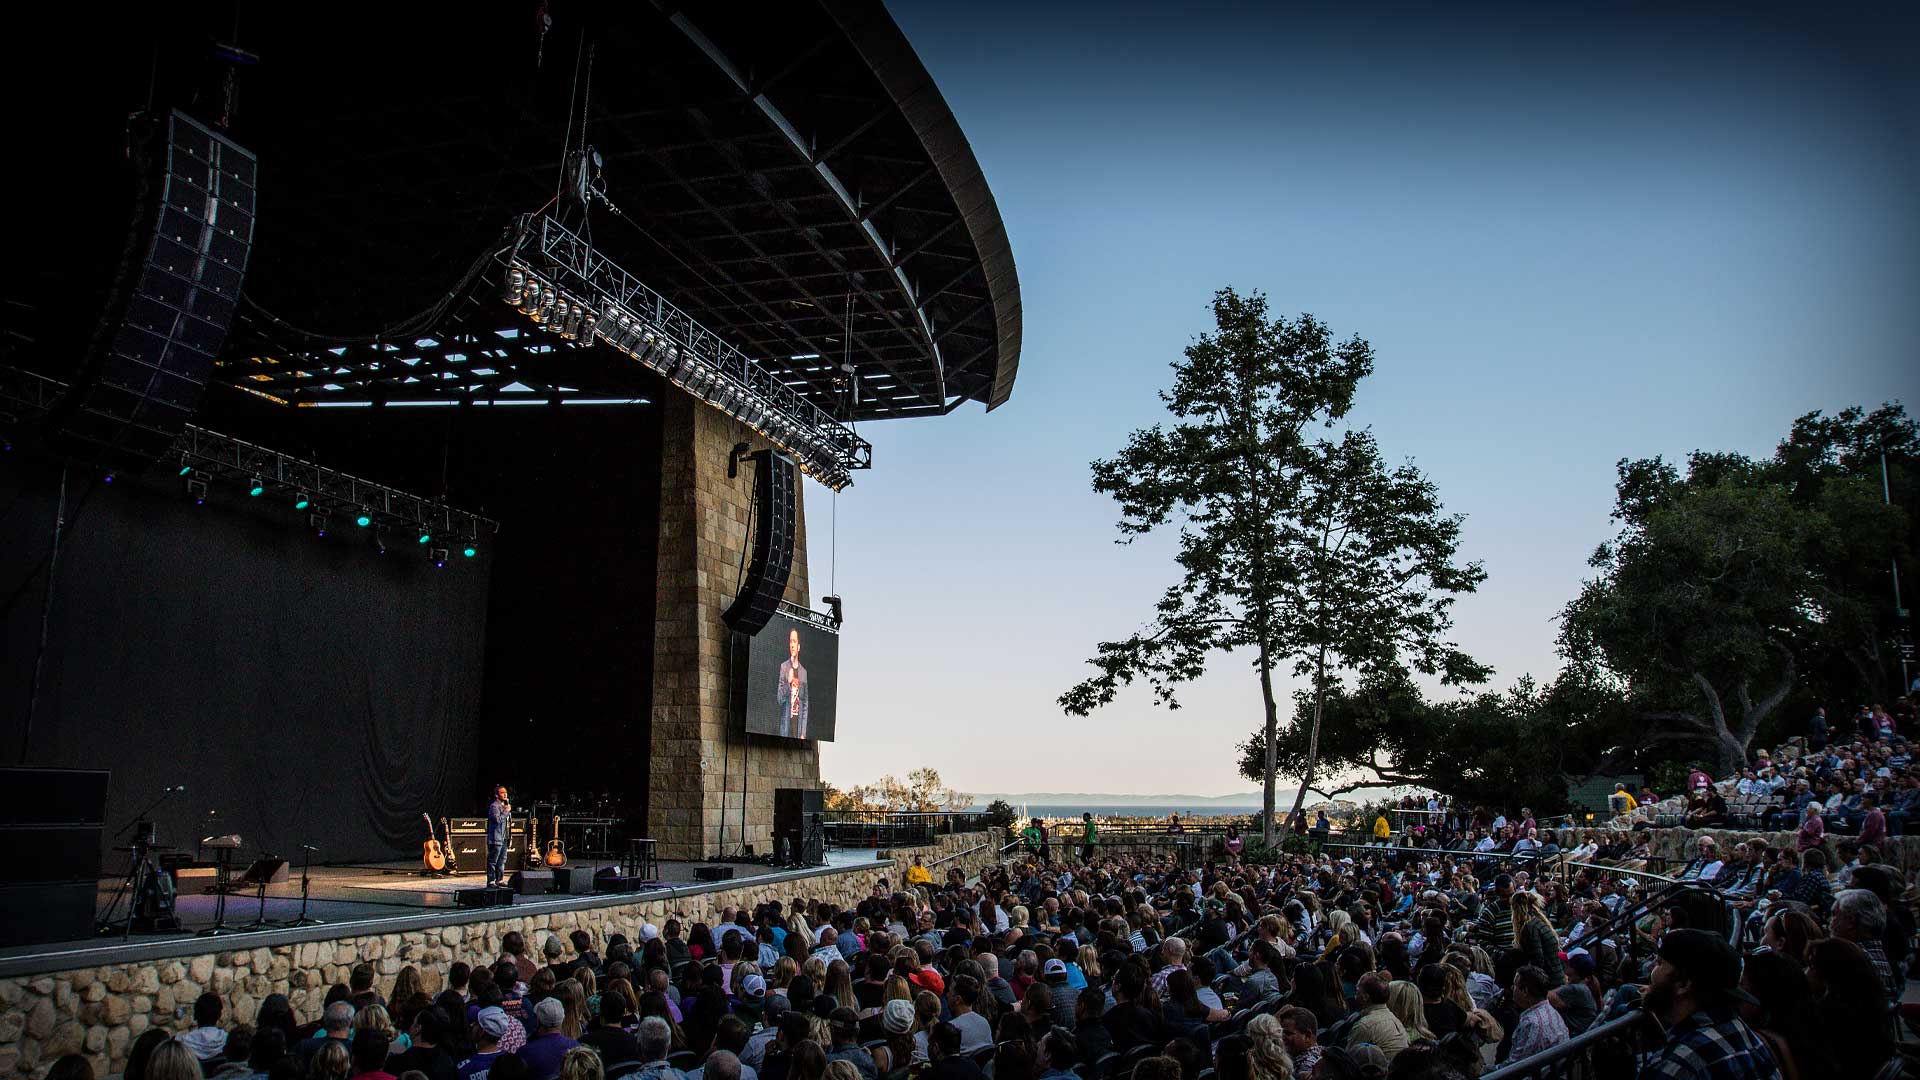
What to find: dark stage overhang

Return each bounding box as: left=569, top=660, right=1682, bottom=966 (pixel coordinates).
left=7, top=0, right=1021, bottom=483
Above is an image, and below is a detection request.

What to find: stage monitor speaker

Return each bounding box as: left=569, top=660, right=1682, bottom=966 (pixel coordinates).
left=722, top=451, right=798, bottom=635
left=552, top=866, right=597, bottom=894
left=456, top=886, right=514, bottom=909
left=692, top=865, right=734, bottom=882
left=509, top=870, right=552, bottom=896
left=47, top=110, right=256, bottom=470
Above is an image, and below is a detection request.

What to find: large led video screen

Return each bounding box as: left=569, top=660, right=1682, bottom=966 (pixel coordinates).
left=742, top=611, right=839, bottom=742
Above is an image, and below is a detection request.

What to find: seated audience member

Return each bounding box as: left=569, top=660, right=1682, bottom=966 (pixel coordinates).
left=458, top=1008, right=513, bottom=1080
left=179, top=992, right=230, bottom=1062
left=516, top=1000, right=580, bottom=1080
left=352, top=1032, right=398, bottom=1080
left=924, top=1023, right=981, bottom=1080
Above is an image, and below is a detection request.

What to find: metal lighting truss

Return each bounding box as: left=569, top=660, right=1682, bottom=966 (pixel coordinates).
left=504, top=213, right=872, bottom=490
left=172, top=425, right=499, bottom=548
left=0, top=366, right=498, bottom=549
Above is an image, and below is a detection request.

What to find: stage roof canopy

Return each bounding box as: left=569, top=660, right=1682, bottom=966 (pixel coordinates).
left=20, top=1, right=1022, bottom=425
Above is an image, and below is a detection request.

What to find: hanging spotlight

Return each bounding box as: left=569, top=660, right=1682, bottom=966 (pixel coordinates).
left=578, top=307, right=598, bottom=340
left=102, top=471, right=116, bottom=484
left=248, top=476, right=265, bottom=497
left=428, top=547, right=449, bottom=569
left=462, top=544, right=478, bottom=559
left=183, top=469, right=209, bottom=505
left=308, top=508, right=331, bottom=537
left=536, top=290, right=557, bottom=324
left=417, top=529, right=432, bottom=545
left=551, top=296, right=571, bottom=333
left=369, top=525, right=389, bottom=554
left=355, top=508, right=373, bottom=528
left=293, top=490, right=311, bottom=510
left=503, top=265, right=526, bottom=305
left=518, top=278, right=544, bottom=316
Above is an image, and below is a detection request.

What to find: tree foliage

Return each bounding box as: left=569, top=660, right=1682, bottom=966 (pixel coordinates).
left=1237, top=663, right=1634, bottom=813
left=1562, top=404, right=1913, bottom=773
left=1059, top=287, right=1485, bottom=841
left=824, top=767, right=967, bottom=812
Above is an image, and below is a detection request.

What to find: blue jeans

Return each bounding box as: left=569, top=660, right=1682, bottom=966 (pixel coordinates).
left=487, top=840, right=508, bottom=883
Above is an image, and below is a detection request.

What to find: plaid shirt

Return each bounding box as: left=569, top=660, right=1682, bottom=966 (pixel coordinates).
left=1640, top=1008, right=1781, bottom=1080
left=1860, top=939, right=1902, bottom=1005
left=1777, top=868, right=1831, bottom=917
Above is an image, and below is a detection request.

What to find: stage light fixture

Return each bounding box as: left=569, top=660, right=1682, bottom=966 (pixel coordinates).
left=370, top=526, right=389, bottom=554
left=503, top=265, right=525, bottom=305
left=293, top=490, right=310, bottom=510
left=177, top=465, right=193, bottom=477
left=462, top=544, right=478, bottom=558
left=102, top=471, right=116, bottom=484
left=248, top=476, right=265, bottom=496
left=552, top=296, right=571, bottom=333
left=429, top=547, right=449, bottom=568
left=183, top=469, right=209, bottom=505
left=355, top=508, right=373, bottom=528
left=417, top=530, right=431, bottom=544
left=308, top=508, right=330, bottom=537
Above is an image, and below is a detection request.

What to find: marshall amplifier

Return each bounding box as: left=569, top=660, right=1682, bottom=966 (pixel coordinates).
left=448, top=817, right=528, bottom=865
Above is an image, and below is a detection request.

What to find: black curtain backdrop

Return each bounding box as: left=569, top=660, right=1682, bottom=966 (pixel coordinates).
left=0, top=446, right=488, bottom=865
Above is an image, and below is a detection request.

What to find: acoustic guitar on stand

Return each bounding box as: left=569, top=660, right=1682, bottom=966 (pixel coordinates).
left=544, top=812, right=567, bottom=868
left=421, top=813, right=447, bottom=872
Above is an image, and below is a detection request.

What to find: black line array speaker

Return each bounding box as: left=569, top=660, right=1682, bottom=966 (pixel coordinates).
left=723, top=450, right=798, bottom=636
left=48, top=109, right=256, bottom=471
left=0, top=767, right=109, bottom=946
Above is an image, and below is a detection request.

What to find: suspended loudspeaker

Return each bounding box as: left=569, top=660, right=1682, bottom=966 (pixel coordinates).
left=723, top=450, right=797, bottom=636
left=48, top=110, right=256, bottom=470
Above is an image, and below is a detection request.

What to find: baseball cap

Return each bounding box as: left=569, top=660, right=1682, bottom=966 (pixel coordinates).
left=1656, top=929, right=1758, bottom=1005
left=1042, top=959, right=1068, bottom=978
left=883, top=999, right=915, bottom=1035
left=534, top=998, right=567, bottom=1028
left=740, top=974, right=766, bottom=1000
left=640, top=923, right=660, bottom=941
left=475, top=1007, right=512, bottom=1039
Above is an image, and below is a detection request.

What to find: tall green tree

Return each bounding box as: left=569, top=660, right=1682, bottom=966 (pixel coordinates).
left=1561, top=404, right=1913, bottom=773
left=1058, top=288, right=1485, bottom=842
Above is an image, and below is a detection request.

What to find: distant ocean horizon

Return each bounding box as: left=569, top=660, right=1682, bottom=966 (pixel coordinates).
left=966, top=803, right=1265, bottom=819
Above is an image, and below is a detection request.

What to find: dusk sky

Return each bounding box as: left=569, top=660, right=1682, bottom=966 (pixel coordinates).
left=815, top=2, right=1920, bottom=799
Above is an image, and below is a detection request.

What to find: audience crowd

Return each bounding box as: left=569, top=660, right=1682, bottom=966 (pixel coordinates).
left=88, top=818, right=1912, bottom=1080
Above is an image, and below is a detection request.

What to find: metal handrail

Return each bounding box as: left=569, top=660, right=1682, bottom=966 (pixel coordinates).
left=928, top=842, right=989, bottom=868
left=1481, top=1008, right=1652, bottom=1080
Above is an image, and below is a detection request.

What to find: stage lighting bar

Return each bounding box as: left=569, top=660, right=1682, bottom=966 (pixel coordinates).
left=0, top=367, right=499, bottom=552
left=504, top=213, right=872, bottom=490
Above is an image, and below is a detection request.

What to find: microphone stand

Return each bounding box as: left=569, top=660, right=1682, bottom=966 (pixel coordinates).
left=286, top=844, right=324, bottom=927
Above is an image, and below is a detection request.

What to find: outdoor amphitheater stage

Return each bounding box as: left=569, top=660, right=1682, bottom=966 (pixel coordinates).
left=0, top=850, right=892, bottom=979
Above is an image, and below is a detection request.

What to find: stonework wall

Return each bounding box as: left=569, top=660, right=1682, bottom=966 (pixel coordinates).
left=650, top=389, right=821, bottom=861
left=0, top=834, right=994, bottom=1080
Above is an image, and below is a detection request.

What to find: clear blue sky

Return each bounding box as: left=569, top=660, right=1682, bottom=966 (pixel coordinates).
left=816, top=2, right=1920, bottom=798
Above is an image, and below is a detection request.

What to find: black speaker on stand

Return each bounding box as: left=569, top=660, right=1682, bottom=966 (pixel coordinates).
left=773, top=788, right=824, bottom=867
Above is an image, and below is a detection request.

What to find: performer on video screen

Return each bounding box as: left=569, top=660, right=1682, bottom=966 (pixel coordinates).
left=775, top=627, right=809, bottom=739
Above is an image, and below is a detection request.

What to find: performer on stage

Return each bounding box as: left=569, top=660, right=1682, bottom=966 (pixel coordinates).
left=487, top=784, right=511, bottom=887
left=775, top=628, right=809, bottom=739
